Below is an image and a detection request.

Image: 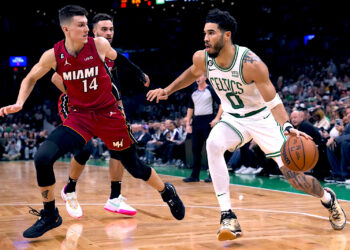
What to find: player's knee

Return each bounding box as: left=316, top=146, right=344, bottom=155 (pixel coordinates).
left=74, top=147, right=91, bottom=165
left=206, top=136, right=225, bottom=156
left=113, top=147, right=152, bottom=181
left=34, top=140, right=60, bottom=186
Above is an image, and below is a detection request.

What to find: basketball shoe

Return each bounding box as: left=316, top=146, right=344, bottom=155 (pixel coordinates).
left=61, top=185, right=83, bottom=218
left=217, top=210, right=242, bottom=241
left=321, top=187, right=346, bottom=230
left=104, top=195, right=137, bottom=216
left=23, top=207, right=62, bottom=238
left=160, top=182, right=185, bottom=220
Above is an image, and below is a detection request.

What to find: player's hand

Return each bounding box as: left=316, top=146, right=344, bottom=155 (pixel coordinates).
left=186, top=124, right=192, bottom=134
left=143, top=74, right=150, bottom=87
left=146, top=88, right=168, bottom=103
left=284, top=128, right=312, bottom=140
left=209, top=118, right=220, bottom=127
left=0, top=103, right=23, bottom=117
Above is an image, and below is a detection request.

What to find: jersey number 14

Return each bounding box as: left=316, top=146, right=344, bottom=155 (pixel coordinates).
left=82, top=78, right=98, bottom=93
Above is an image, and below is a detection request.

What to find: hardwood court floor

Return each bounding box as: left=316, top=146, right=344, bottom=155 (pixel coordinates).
left=0, top=161, right=349, bottom=250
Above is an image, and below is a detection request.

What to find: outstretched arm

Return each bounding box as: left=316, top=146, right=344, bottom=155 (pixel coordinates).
left=146, top=50, right=206, bottom=103
left=243, top=51, right=310, bottom=138
left=0, top=49, right=56, bottom=116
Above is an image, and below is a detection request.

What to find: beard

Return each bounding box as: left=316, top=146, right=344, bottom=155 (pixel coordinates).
left=207, top=35, right=225, bottom=58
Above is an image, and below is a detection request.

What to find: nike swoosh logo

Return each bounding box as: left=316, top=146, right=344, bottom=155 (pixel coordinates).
left=263, top=113, right=271, bottom=119
left=208, top=68, right=216, bottom=71
left=217, top=193, right=225, bottom=197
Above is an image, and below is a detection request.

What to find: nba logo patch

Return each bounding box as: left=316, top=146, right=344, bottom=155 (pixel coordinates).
left=208, top=60, right=213, bottom=66
left=60, top=53, right=65, bottom=59
left=232, top=71, right=238, bottom=77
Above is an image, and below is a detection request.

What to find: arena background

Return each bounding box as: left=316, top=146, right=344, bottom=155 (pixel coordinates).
left=0, top=0, right=348, bottom=122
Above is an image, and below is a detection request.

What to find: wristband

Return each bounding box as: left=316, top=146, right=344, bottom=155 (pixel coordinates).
left=283, top=122, right=293, bottom=133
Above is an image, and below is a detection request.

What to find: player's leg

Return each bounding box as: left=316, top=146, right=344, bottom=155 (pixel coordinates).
left=276, top=157, right=346, bottom=230
left=23, top=126, right=86, bottom=238
left=104, top=157, right=137, bottom=216
left=110, top=146, right=185, bottom=220
left=250, top=112, right=346, bottom=231
left=206, top=122, right=245, bottom=241
left=98, top=107, right=184, bottom=220
left=61, top=143, right=92, bottom=218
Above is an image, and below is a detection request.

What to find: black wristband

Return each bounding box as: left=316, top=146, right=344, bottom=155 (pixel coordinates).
left=283, top=122, right=293, bottom=133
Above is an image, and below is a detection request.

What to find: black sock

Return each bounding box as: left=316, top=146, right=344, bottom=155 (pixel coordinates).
left=110, top=181, right=121, bottom=199
left=43, top=200, right=55, bottom=213
left=65, top=177, right=77, bottom=193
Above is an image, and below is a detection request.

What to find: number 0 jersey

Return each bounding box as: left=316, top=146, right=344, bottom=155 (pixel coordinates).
left=54, top=37, right=119, bottom=111
left=206, top=45, right=267, bottom=117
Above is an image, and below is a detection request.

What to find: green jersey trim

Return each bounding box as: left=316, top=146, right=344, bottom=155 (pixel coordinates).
left=217, top=120, right=243, bottom=151
left=240, top=49, right=250, bottom=85
left=212, top=45, right=239, bottom=72
left=228, top=106, right=267, bottom=118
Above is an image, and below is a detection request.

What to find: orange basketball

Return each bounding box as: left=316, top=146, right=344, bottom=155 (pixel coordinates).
left=281, top=136, right=319, bottom=172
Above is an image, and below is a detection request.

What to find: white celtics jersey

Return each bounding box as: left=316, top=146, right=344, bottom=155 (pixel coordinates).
left=206, top=45, right=267, bottom=117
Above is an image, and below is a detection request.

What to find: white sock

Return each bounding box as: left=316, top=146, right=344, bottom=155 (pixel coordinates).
left=217, top=192, right=232, bottom=211
left=321, top=189, right=332, bottom=204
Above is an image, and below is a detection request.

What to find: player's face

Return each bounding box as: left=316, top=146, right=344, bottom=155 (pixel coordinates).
left=204, top=23, right=225, bottom=58
left=65, top=16, right=89, bottom=44
left=94, top=20, right=114, bottom=44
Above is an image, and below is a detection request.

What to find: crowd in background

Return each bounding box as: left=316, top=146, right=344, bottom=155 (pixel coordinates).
left=1, top=53, right=350, bottom=184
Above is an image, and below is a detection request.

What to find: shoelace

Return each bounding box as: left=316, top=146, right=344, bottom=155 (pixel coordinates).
left=222, top=219, right=232, bottom=228
left=66, top=194, right=78, bottom=209
left=28, top=206, right=41, bottom=217
left=330, top=204, right=341, bottom=220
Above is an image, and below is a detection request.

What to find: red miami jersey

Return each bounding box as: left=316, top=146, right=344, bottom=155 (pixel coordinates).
left=54, top=37, right=119, bottom=110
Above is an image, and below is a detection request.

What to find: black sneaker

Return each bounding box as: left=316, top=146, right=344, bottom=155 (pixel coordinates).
left=23, top=207, right=62, bottom=238
left=160, top=183, right=185, bottom=220
left=182, top=176, right=199, bottom=183
left=217, top=210, right=242, bottom=241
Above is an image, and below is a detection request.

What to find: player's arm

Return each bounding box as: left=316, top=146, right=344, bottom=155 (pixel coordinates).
left=115, top=51, right=150, bottom=87
left=0, top=49, right=56, bottom=117
left=243, top=51, right=310, bottom=138
left=146, top=50, right=206, bottom=103
left=95, top=36, right=117, bottom=61
left=51, top=72, right=66, bottom=93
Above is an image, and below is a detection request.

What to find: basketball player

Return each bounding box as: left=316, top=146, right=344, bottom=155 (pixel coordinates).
left=52, top=13, right=148, bottom=218
left=0, top=5, right=184, bottom=238
left=147, top=9, right=346, bottom=241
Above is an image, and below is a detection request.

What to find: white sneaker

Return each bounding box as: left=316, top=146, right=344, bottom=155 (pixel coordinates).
left=252, top=167, right=263, bottom=175
left=240, top=167, right=256, bottom=175
left=61, top=185, right=83, bottom=218
left=104, top=195, right=137, bottom=216
left=234, top=166, right=247, bottom=174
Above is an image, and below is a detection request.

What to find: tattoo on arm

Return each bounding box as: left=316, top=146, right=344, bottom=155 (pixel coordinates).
left=41, top=190, right=49, bottom=199
left=243, top=51, right=261, bottom=64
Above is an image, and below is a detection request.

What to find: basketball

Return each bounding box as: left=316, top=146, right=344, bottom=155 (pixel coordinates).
left=281, top=136, right=319, bottom=172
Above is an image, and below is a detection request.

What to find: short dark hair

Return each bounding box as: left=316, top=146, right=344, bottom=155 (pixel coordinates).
left=92, top=13, right=113, bottom=28
left=205, top=8, right=237, bottom=41
left=59, top=5, right=88, bottom=25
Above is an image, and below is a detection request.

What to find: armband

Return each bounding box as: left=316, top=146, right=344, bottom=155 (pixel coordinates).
left=265, top=93, right=282, bottom=110
left=283, top=122, right=293, bottom=133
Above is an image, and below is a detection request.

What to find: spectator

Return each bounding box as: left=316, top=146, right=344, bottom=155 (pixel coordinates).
left=313, top=108, right=330, bottom=130
left=3, top=139, right=21, bottom=161
left=324, top=107, right=350, bottom=183
left=290, top=110, right=331, bottom=179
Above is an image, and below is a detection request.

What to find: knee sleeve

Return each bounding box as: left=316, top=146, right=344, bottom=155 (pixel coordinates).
left=113, top=146, right=152, bottom=181
left=74, top=143, right=92, bottom=165
left=34, top=140, right=61, bottom=187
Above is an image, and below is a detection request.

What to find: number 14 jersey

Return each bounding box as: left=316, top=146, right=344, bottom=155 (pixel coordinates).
left=54, top=37, right=118, bottom=111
